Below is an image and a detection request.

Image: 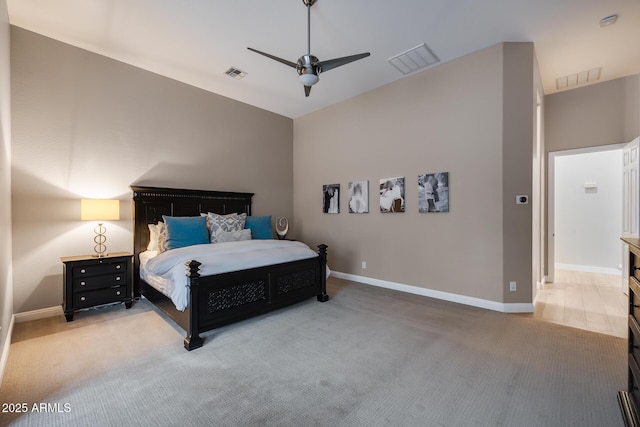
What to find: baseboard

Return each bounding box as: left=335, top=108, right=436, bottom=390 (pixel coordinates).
left=0, top=314, right=15, bottom=389
left=555, top=263, right=622, bottom=276
left=331, top=271, right=534, bottom=313
left=14, top=306, right=63, bottom=323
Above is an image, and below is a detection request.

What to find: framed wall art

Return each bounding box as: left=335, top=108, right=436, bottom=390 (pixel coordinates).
left=418, top=172, right=449, bottom=213
left=348, top=180, right=369, bottom=213
left=379, top=177, right=405, bottom=213
left=322, top=184, right=340, bottom=213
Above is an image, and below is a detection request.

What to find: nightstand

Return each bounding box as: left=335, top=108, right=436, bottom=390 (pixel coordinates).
left=61, top=252, right=133, bottom=322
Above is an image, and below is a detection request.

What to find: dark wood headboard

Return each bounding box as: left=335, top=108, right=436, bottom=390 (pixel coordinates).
left=131, top=186, right=254, bottom=295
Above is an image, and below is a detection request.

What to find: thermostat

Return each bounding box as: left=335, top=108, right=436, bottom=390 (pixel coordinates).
left=516, top=195, right=529, bottom=205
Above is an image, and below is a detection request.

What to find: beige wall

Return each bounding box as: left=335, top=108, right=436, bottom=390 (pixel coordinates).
left=11, top=27, right=294, bottom=313
left=294, top=43, right=536, bottom=305
left=502, top=43, right=535, bottom=303
left=546, top=75, right=640, bottom=153
left=0, top=0, right=13, bottom=377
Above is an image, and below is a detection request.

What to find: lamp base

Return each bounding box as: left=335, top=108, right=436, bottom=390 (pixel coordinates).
left=91, top=253, right=110, bottom=258
left=92, top=223, right=108, bottom=258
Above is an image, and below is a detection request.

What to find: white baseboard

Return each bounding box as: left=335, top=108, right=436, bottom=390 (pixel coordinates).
left=14, top=306, right=63, bottom=323
left=331, top=271, right=534, bottom=313
left=555, top=263, right=622, bottom=276
left=0, top=314, right=15, bottom=390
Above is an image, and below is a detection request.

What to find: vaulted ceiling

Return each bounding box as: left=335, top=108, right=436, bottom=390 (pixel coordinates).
left=7, top=0, right=640, bottom=118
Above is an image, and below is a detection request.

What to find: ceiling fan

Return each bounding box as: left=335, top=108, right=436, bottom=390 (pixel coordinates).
left=247, top=0, right=370, bottom=97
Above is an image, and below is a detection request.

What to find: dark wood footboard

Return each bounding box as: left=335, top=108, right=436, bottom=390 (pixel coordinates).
left=184, top=245, right=328, bottom=351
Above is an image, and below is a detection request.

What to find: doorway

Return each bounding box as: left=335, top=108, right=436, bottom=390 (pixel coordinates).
left=539, top=145, right=627, bottom=336
left=548, top=145, right=625, bottom=281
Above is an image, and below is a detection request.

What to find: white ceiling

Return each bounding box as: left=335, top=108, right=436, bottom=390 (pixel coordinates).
left=7, top=0, right=640, bottom=119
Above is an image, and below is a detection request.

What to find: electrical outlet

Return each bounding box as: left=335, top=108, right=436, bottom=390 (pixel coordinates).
left=362, top=261, right=367, bottom=269
left=509, top=281, right=517, bottom=291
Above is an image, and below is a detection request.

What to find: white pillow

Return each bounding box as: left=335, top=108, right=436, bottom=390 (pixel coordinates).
left=215, top=229, right=252, bottom=243
left=147, top=224, right=159, bottom=251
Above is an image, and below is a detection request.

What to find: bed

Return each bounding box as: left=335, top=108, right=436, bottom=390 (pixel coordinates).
left=132, top=186, right=329, bottom=351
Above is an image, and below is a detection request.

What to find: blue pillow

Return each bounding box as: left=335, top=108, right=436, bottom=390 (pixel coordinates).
left=245, top=216, right=273, bottom=240
left=162, top=215, right=209, bottom=250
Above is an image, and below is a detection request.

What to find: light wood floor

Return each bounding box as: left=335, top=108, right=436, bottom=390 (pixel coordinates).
left=534, top=269, right=628, bottom=338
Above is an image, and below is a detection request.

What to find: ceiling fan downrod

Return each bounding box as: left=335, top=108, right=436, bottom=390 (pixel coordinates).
left=303, top=0, right=316, bottom=55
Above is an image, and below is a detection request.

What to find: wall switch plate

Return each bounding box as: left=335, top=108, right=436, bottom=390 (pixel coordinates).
left=516, top=195, right=528, bottom=204
left=509, top=281, right=517, bottom=291
left=361, top=261, right=367, bottom=269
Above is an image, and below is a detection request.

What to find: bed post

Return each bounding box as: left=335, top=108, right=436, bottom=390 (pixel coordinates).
left=317, top=244, right=329, bottom=302
left=184, top=260, right=204, bottom=351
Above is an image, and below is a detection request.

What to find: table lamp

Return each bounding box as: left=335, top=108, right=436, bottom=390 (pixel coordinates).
left=81, top=199, right=120, bottom=257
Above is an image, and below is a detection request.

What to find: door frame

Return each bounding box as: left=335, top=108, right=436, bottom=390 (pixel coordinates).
left=547, top=143, right=626, bottom=283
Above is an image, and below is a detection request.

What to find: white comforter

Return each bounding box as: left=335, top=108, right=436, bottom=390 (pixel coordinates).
left=142, top=240, right=321, bottom=311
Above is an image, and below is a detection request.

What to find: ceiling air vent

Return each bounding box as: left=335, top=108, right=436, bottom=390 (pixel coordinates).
left=388, top=43, right=440, bottom=75
left=225, top=67, right=247, bottom=80
left=556, top=67, right=601, bottom=90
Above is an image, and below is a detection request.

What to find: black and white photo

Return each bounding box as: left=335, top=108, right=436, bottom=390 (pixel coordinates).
left=418, top=172, right=449, bottom=213
left=348, top=180, right=369, bottom=213
left=379, top=177, right=405, bottom=213
left=322, top=184, right=340, bottom=213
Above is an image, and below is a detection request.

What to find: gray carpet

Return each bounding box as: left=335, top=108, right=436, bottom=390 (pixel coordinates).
left=0, top=278, right=626, bottom=426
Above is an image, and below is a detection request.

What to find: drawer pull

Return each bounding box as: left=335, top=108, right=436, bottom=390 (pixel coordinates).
left=80, top=296, right=86, bottom=301
left=116, top=265, right=121, bottom=270
left=80, top=269, right=86, bottom=274
left=80, top=281, right=86, bottom=286
left=116, top=277, right=121, bottom=281
left=116, top=291, right=121, bottom=296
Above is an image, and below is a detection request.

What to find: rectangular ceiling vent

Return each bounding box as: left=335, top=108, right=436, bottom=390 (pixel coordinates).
left=556, top=67, right=601, bottom=90
left=388, top=43, right=440, bottom=75
left=225, top=67, right=247, bottom=80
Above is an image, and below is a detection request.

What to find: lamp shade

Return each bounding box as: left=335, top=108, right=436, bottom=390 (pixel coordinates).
left=81, top=199, right=120, bottom=221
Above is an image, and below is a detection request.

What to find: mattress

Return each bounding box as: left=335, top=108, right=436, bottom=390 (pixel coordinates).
left=139, top=240, right=324, bottom=311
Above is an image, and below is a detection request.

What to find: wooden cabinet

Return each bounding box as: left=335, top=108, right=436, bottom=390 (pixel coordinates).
left=620, top=238, right=640, bottom=425
left=62, top=252, right=133, bottom=321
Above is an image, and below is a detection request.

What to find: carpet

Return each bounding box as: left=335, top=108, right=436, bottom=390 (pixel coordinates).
left=0, top=278, right=626, bottom=426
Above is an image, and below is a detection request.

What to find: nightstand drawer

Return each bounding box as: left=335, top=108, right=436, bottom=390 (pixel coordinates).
left=73, top=273, right=126, bottom=291
left=74, top=286, right=128, bottom=309
left=73, top=262, right=126, bottom=277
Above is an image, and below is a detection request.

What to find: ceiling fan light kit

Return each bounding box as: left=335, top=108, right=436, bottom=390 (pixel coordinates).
left=248, top=0, right=370, bottom=97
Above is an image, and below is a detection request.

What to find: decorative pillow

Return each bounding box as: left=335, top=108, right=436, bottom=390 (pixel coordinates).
left=215, top=229, right=252, bottom=243
left=147, top=223, right=159, bottom=251
left=205, top=212, right=247, bottom=243
left=162, top=215, right=209, bottom=250
left=156, top=221, right=168, bottom=253
left=245, top=216, right=273, bottom=240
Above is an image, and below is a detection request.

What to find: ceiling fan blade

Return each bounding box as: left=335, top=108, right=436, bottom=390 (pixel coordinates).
left=316, top=52, right=371, bottom=73
left=247, top=47, right=296, bottom=68
left=304, top=85, right=312, bottom=97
